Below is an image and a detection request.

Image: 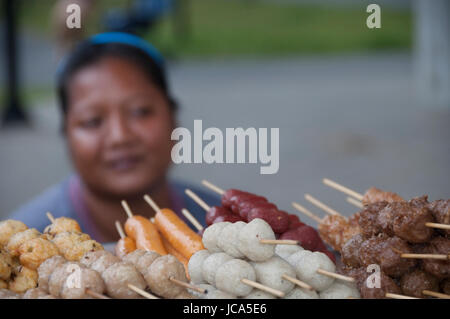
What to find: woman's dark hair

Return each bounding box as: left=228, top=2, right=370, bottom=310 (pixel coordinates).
left=57, top=41, right=177, bottom=127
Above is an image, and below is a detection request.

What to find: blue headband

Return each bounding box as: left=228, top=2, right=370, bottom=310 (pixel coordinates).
left=88, top=32, right=165, bottom=68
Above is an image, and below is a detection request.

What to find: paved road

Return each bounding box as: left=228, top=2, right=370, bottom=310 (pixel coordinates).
left=1, top=52, right=449, bottom=225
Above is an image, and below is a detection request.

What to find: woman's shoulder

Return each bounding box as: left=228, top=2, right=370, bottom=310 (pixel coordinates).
left=7, top=177, right=76, bottom=232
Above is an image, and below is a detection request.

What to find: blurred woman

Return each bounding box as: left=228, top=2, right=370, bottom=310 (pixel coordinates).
left=9, top=32, right=219, bottom=242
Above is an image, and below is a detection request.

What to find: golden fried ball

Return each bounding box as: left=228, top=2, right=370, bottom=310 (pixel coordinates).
left=19, top=238, right=60, bottom=270
left=64, top=240, right=103, bottom=261
left=0, top=249, right=13, bottom=280
left=8, top=266, right=38, bottom=293
left=0, top=280, right=7, bottom=289
left=6, top=228, right=41, bottom=257
left=0, top=220, right=28, bottom=247
left=44, top=217, right=81, bottom=237
left=52, top=231, right=90, bottom=255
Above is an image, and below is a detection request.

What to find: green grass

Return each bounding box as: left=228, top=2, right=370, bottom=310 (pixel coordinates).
left=17, top=0, right=412, bottom=58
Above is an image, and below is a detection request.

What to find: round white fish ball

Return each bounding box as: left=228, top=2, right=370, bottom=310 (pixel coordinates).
left=202, top=222, right=231, bottom=253
left=215, top=259, right=256, bottom=297
left=319, top=281, right=360, bottom=299
left=217, top=222, right=246, bottom=258
left=245, top=291, right=276, bottom=299
left=251, top=256, right=295, bottom=294
left=188, top=283, right=216, bottom=299
left=188, top=250, right=211, bottom=284
left=205, top=290, right=237, bottom=299
left=202, top=252, right=233, bottom=286
left=238, top=219, right=275, bottom=262
left=284, top=287, right=318, bottom=299
left=287, top=250, right=335, bottom=291
left=275, top=244, right=303, bottom=260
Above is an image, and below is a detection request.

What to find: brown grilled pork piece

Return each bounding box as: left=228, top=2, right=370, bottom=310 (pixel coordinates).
left=427, top=199, right=450, bottom=237
left=377, top=199, right=434, bottom=243
left=341, top=234, right=364, bottom=268
left=362, top=187, right=404, bottom=206
left=359, top=235, right=416, bottom=278
left=441, top=279, right=450, bottom=294
left=400, top=270, right=439, bottom=298
left=358, top=201, right=389, bottom=238
left=420, top=236, right=450, bottom=279
left=359, top=270, right=402, bottom=299
left=318, top=214, right=359, bottom=252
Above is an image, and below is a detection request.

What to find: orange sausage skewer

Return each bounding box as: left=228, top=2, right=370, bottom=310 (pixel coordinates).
left=114, top=221, right=136, bottom=259
left=143, top=195, right=204, bottom=259
left=121, top=200, right=167, bottom=255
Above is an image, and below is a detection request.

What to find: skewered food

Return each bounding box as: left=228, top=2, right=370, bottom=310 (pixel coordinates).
left=251, top=256, right=295, bottom=294
left=144, top=254, right=188, bottom=298
left=400, top=270, right=439, bottom=298
left=135, top=251, right=161, bottom=275
left=245, top=290, right=276, bottom=299
left=215, top=259, right=256, bottom=297
left=52, top=231, right=91, bottom=256
left=23, top=287, right=55, bottom=299
left=124, top=214, right=167, bottom=256
left=238, top=218, right=275, bottom=262
left=102, top=261, right=146, bottom=299
left=362, top=187, right=404, bottom=205
left=48, top=262, right=85, bottom=297
left=44, top=217, right=81, bottom=237
left=37, top=255, right=66, bottom=292
left=275, top=243, right=303, bottom=260
left=0, top=220, right=28, bottom=247
left=122, top=249, right=147, bottom=266
left=0, top=288, right=21, bottom=299
left=319, top=281, right=360, bottom=299
left=284, top=287, right=318, bottom=299
left=188, top=250, right=211, bottom=284
left=0, top=250, right=13, bottom=281
left=79, top=250, right=110, bottom=268
left=61, top=267, right=105, bottom=299
left=90, top=253, right=121, bottom=274
left=18, top=238, right=60, bottom=270
left=6, top=229, right=41, bottom=257
left=202, top=252, right=233, bottom=286
left=217, top=221, right=246, bottom=258
left=202, top=222, right=231, bottom=253
left=286, top=250, right=336, bottom=291
left=9, top=265, right=38, bottom=293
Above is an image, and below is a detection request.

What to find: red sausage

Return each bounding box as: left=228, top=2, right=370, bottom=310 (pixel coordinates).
left=238, top=201, right=277, bottom=221
left=213, top=213, right=242, bottom=223
left=286, top=213, right=305, bottom=230
left=247, top=207, right=289, bottom=234
left=206, top=206, right=232, bottom=226
left=280, top=225, right=323, bottom=251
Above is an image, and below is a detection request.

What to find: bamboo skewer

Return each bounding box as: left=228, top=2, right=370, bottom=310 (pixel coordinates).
left=240, top=278, right=285, bottom=298
left=185, top=189, right=211, bottom=212
left=181, top=208, right=204, bottom=232
left=322, top=178, right=364, bottom=201
left=202, top=180, right=225, bottom=195
left=127, top=284, right=159, bottom=299
left=346, top=197, right=364, bottom=209
left=85, top=289, right=110, bottom=299
left=316, top=269, right=355, bottom=283
left=281, top=274, right=314, bottom=291
left=169, top=277, right=206, bottom=294
left=291, top=202, right=323, bottom=223
left=121, top=200, right=134, bottom=218
left=401, top=253, right=449, bottom=260
left=115, top=221, right=126, bottom=239
left=46, top=212, right=56, bottom=224
left=422, top=290, right=450, bottom=299
left=425, top=222, right=450, bottom=230
left=143, top=194, right=161, bottom=213
left=385, top=292, right=419, bottom=299
left=304, top=194, right=342, bottom=216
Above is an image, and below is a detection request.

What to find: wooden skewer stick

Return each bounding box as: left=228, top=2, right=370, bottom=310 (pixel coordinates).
left=316, top=269, right=355, bottom=283
left=127, top=284, right=159, bottom=299
left=241, top=278, right=285, bottom=298
left=181, top=208, right=204, bottom=232
left=185, top=189, right=211, bottom=212
left=422, top=290, right=450, bottom=299
left=346, top=197, right=364, bottom=209
left=169, top=277, right=206, bottom=294
left=281, top=274, right=314, bottom=291
left=115, top=221, right=126, bottom=239
left=304, top=194, right=342, bottom=216
left=385, top=292, right=419, bottom=299
left=143, top=194, right=161, bottom=213
left=425, top=222, right=450, bottom=230
left=85, top=289, right=110, bottom=299
left=46, top=212, right=56, bottom=224
left=201, top=180, right=225, bottom=195
left=259, top=239, right=298, bottom=245
left=291, top=202, right=323, bottom=223
left=322, top=178, right=364, bottom=201
left=121, top=200, right=134, bottom=218
left=401, top=253, right=449, bottom=260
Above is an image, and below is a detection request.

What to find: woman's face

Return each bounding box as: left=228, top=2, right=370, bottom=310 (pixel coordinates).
left=66, top=57, right=174, bottom=198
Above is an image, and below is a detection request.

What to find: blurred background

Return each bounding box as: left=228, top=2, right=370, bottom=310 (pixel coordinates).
left=0, top=0, right=449, bottom=224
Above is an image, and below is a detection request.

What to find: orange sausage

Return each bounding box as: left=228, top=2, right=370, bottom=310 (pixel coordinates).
left=115, top=237, right=136, bottom=259
left=124, top=215, right=167, bottom=255
left=154, top=208, right=204, bottom=259
left=161, top=236, right=190, bottom=280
